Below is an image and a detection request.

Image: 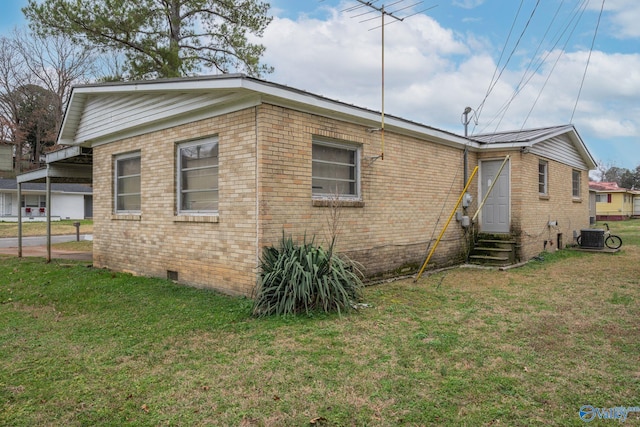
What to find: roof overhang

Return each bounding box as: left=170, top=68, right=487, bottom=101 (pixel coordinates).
left=58, top=74, right=474, bottom=151
left=17, top=146, right=93, bottom=184
left=472, top=125, right=596, bottom=170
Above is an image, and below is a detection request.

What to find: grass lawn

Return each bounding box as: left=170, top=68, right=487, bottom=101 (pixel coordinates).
left=0, top=220, right=94, bottom=238
left=1, top=221, right=639, bottom=425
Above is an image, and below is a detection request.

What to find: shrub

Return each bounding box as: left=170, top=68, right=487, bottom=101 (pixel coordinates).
left=252, top=234, right=363, bottom=316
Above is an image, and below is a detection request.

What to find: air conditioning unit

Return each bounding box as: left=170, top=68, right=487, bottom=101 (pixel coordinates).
left=580, top=229, right=604, bottom=248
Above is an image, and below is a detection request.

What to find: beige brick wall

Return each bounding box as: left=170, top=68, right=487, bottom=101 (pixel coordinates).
left=477, top=150, right=590, bottom=261
left=256, top=104, right=472, bottom=278
left=95, top=104, right=473, bottom=296
left=93, top=108, right=259, bottom=296
left=93, top=101, right=589, bottom=296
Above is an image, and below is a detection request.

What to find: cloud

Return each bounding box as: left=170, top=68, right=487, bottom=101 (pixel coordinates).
left=259, top=3, right=640, bottom=168
left=452, top=0, right=485, bottom=10
left=590, top=0, right=640, bottom=39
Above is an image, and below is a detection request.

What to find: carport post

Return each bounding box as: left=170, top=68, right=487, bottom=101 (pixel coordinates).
left=17, top=182, right=22, bottom=258
left=46, top=175, right=51, bottom=263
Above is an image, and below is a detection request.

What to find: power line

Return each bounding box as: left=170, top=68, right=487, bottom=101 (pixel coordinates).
left=474, top=0, right=596, bottom=135
left=571, top=0, right=605, bottom=123
left=474, top=0, right=525, bottom=128
left=486, top=0, right=588, bottom=132
left=522, top=0, right=589, bottom=129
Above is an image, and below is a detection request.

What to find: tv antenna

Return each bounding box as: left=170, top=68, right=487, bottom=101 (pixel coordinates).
left=343, top=0, right=437, bottom=161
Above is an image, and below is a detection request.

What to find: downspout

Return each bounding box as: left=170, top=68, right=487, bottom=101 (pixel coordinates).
left=462, top=107, right=472, bottom=191
left=254, top=106, right=260, bottom=291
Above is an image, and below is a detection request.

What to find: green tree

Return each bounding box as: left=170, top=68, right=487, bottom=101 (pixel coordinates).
left=23, top=0, right=273, bottom=80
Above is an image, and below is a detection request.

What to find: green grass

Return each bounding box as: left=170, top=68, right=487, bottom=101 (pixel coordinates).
left=1, top=220, right=639, bottom=425
left=0, top=219, right=93, bottom=238
left=50, top=240, right=93, bottom=252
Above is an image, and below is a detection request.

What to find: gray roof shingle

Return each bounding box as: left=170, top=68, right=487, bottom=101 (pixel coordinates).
left=0, top=178, right=92, bottom=194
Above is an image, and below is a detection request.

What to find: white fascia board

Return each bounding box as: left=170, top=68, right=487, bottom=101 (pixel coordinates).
left=45, top=146, right=87, bottom=163
left=70, top=75, right=247, bottom=95
left=530, top=125, right=596, bottom=170
left=58, top=91, right=85, bottom=146
left=566, top=127, right=597, bottom=170
left=63, top=75, right=472, bottom=149
left=17, top=164, right=93, bottom=184
left=475, top=142, right=532, bottom=151
left=17, top=168, right=48, bottom=184
left=481, top=126, right=596, bottom=171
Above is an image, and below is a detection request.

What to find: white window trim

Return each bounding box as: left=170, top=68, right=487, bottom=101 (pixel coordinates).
left=538, top=160, right=548, bottom=196
left=572, top=169, right=581, bottom=198
left=312, top=138, right=361, bottom=200
left=114, top=151, right=141, bottom=214
left=176, top=136, right=219, bottom=215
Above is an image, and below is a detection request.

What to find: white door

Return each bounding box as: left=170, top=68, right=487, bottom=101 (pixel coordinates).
left=634, top=196, right=640, bottom=217
left=480, top=159, right=510, bottom=233
left=0, top=193, right=12, bottom=216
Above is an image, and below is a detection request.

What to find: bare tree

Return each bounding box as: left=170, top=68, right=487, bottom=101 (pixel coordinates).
left=0, top=35, right=32, bottom=171
left=13, top=29, right=96, bottom=134
left=0, top=31, right=96, bottom=171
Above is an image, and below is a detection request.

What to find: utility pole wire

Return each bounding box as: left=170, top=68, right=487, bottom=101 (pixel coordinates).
left=571, top=0, right=605, bottom=123
left=521, top=0, right=589, bottom=129
left=492, top=0, right=565, bottom=131
left=474, top=0, right=525, bottom=128
left=477, top=0, right=540, bottom=129
left=488, top=0, right=588, bottom=133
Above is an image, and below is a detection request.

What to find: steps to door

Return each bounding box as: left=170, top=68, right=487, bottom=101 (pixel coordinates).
left=469, top=235, right=517, bottom=266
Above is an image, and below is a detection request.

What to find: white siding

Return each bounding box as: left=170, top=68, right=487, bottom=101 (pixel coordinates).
left=0, top=191, right=86, bottom=219
left=0, top=192, right=14, bottom=216
left=530, top=135, right=588, bottom=169
left=75, top=91, right=240, bottom=143
left=51, top=193, right=86, bottom=219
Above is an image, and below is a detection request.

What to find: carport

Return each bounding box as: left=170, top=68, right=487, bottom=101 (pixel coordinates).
left=15, top=146, right=92, bottom=261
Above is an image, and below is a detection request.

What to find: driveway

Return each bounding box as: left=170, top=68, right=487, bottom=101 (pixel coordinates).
left=0, top=234, right=93, bottom=261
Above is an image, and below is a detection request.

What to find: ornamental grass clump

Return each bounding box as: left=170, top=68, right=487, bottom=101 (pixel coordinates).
left=252, top=235, right=363, bottom=316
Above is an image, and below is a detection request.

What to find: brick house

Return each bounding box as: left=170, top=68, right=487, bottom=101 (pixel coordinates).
left=55, top=75, right=596, bottom=296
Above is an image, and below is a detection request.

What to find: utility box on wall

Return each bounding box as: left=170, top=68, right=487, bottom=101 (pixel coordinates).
left=579, top=229, right=604, bottom=248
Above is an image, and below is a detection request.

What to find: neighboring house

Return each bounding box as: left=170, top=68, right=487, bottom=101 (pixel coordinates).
left=589, top=181, right=640, bottom=220
left=0, top=178, right=92, bottom=221
left=52, top=74, right=596, bottom=296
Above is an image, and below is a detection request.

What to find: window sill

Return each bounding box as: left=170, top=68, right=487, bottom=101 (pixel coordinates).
left=539, top=195, right=549, bottom=201
left=572, top=198, right=582, bottom=203
left=312, top=199, right=365, bottom=208
left=174, top=215, right=219, bottom=223
left=111, top=214, right=141, bottom=221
